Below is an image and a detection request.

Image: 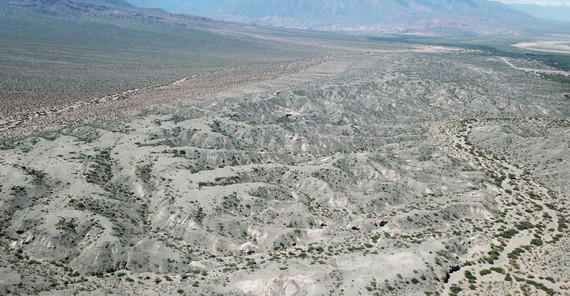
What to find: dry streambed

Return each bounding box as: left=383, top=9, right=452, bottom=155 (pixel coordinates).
left=442, top=118, right=569, bottom=295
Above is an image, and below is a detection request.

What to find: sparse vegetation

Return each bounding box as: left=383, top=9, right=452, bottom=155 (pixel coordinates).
left=1, top=3, right=569, bottom=295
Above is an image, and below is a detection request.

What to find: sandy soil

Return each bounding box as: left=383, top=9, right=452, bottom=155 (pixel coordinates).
left=514, top=41, right=570, bottom=54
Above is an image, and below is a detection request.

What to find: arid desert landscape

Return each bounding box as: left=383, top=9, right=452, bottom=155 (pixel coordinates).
left=1, top=1, right=570, bottom=296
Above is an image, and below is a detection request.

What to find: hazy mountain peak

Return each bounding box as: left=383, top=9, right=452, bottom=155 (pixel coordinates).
left=509, top=3, right=570, bottom=22
left=126, top=0, right=535, bottom=35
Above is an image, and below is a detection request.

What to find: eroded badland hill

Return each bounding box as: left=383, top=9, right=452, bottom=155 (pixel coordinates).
left=1, top=1, right=570, bottom=295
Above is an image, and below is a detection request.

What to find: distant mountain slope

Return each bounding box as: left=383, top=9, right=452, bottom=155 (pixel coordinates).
left=126, top=0, right=544, bottom=35
left=5, top=0, right=217, bottom=28
left=225, top=0, right=529, bottom=21
left=510, top=4, right=570, bottom=23
left=0, top=0, right=319, bottom=113
left=125, top=0, right=240, bottom=16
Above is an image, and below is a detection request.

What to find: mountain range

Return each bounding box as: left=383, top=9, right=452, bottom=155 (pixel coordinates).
left=510, top=4, right=570, bottom=23
left=125, top=0, right=565, bottom=35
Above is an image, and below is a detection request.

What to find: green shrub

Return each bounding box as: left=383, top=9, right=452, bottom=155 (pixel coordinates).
left=371, top=234, right=381, bottom=243
left=464, top=270, right=477, bottom=283
left=530, top=238, right=543, bottom=246
left=450, top=284, right=462, bottom=295
left=498, top=229, right=518, bottom=239
left=515, top=221, right=534, bottom=230
left=525, top=279, right=555, bottom=295
left=489, top=267, right=504, bottom=274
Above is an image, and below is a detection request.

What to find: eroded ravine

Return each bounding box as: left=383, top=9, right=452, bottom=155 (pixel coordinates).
left=441, top=118, right=566, bottom=295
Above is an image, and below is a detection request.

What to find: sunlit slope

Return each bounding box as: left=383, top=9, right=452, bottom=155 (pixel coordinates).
left=0, top=0, right=319, bottom=113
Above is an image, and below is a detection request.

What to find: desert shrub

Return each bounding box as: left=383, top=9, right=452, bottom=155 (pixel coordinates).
left=464, top=270, right=477, bottom=282
left=498, top=229, right=518, bottom=239
left=515, top=221, right=534, bottom=230
left=450, top=285, right=462, bottom=295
